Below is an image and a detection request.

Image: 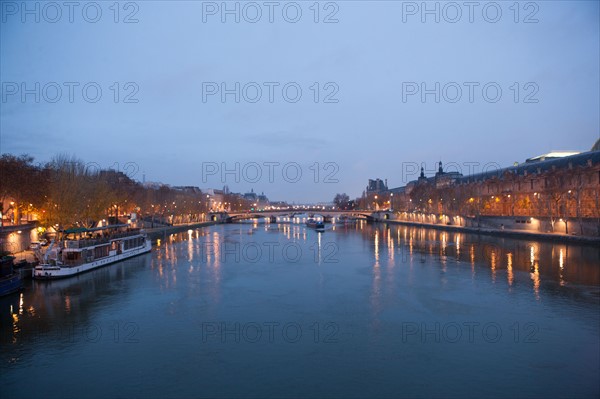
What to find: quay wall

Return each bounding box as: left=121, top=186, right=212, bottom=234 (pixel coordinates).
left=0, top=224, right=38, bottom=254
left=369, top=212, right=600, bottom=244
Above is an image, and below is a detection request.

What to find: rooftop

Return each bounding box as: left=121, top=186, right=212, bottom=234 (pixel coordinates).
left=525, top=151, right=581, bottom=163
left=460, top=150, right=600, bottom=184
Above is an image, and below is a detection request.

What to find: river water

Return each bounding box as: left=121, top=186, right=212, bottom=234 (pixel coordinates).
left=1, top=221, right=599, bottom=398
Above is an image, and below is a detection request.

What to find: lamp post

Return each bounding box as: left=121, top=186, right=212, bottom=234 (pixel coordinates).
left=9, top=201, right=15, bottom=225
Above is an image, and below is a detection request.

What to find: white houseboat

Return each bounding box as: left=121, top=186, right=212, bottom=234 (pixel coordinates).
left=33, top=224, right=151, bottom=279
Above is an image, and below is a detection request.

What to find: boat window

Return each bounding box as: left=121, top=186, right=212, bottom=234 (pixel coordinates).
left=65, top=252, right=80, bottom=260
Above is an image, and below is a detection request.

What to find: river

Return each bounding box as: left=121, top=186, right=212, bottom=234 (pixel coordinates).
left=1, top=220, right=599, bottom=398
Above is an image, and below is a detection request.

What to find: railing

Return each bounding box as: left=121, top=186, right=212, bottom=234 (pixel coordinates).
left=65, top=238, right=110, bottom=249
left=63, top=230, right=144, bottom=249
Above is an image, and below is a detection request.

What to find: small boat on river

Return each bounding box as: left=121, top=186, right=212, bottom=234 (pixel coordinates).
left=306, top=218, right=325, bottom=232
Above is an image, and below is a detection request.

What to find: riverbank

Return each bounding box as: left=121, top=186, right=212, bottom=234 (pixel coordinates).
left=8, top=222, right=220, bottom=262
left=382, top=219, right=600, bottom=245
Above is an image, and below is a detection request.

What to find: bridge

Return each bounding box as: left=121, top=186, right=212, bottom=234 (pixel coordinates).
left=208, top=210, right=394, bottom=223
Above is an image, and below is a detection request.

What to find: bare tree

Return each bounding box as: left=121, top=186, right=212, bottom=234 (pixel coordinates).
left=0, top=154, right=46, bottom=225
left=542, top=167, right=568, bottom=233
left=333, top=193, right=350, bottom=209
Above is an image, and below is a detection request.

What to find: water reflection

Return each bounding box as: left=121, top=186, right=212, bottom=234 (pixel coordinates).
left=531, top=260, right=541, bottom=300
left=0, top=254, right=150, bottom=360
left=490, top=249, right=497, bottom=283
left=507, top=252, right=514, bottom=287
left=315, top=231, right=322, bottom=264
left=0, top=222, right=598, bottom=398
left=98, top=219, right=600, bottom=303
left=347, top=222, right=599, bottom=299
left=370, top=230, right=382, bottom=334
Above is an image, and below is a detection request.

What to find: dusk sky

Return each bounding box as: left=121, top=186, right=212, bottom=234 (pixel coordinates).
left=1, top=1, right=599, bottom=202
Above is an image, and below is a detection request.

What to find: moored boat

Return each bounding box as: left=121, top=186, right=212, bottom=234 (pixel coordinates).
left=0, top=255, right=23, bottom=296
left=13, top=259, right=38, bottom=280
left=33, top=224, right=151, bottom=279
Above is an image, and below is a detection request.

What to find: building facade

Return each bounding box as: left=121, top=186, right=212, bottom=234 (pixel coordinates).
left=369, top=149, right=600, bottom=235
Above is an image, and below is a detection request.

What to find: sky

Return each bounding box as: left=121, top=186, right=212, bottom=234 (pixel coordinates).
left=1, top=0, right=599, bottom=203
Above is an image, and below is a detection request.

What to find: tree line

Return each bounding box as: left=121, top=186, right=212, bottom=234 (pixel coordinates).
left=0, top=153, right=251, bottom=230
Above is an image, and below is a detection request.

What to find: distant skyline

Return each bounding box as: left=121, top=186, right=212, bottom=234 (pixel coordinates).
left=1, top=1, right=599, bottom=202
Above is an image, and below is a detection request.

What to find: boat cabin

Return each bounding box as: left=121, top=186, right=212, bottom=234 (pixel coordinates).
left=54, top=225, right=147, bottom=267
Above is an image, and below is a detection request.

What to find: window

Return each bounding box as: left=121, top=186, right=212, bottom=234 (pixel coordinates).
left=95, top=245, right=109, bottom=258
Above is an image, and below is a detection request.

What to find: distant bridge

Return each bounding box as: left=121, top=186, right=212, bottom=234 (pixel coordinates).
left=208, top=210, right=395, bottom=223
